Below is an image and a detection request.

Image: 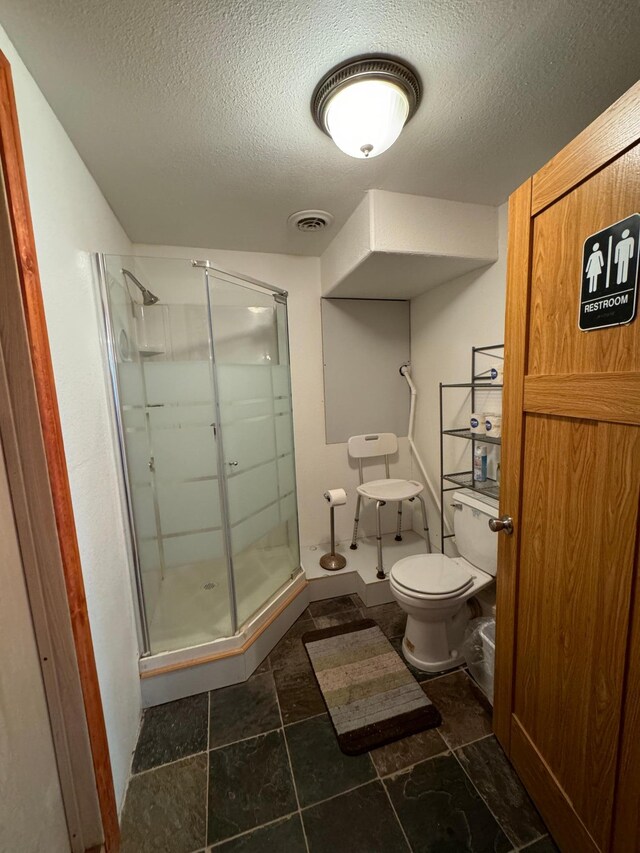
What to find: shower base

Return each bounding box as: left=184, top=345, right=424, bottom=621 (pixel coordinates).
left=148, top=545, right=295, bottom=653
left=140, top=569, right=308, bottom=707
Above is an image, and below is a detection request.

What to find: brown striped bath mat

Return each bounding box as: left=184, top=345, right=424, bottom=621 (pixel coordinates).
left=302, top=619, right=441, bottom=755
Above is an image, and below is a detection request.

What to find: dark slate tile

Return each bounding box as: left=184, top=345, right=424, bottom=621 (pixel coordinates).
left=423, top=671, right=492, bottom=749
left=273, top=666, right=326, bottom=724
left=208, top=729, right=296, bottom=846
left=370, top=727, right=448, bottom=777
left=209, top=672, right=280, bottom=749
left=361, top=601, right=406, bottom=638
left=308, top=595, right=361, bottom=618
left=302, top=780, right=409, bottom=853
left=384, top=753, right=511, bottom=853
left=210, top=814, right=306, bottom=852
left=132, top=693, right=208, bottom=773
left=268, top=615, right=315, bottom=674
left=456, top=735, right=547, bottom=848
left=120, top=753, right=207, bottom=853
left=522, top=836, right=560, bottom=853
left=390, top=636, right=465, bottom=683
left=285, top=713, right=376, bottom=807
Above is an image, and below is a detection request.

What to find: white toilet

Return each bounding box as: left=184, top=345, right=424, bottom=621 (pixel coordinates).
left=389, top=489, right=498, bottom=672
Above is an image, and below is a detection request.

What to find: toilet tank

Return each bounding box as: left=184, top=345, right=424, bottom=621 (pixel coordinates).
left=452, top=489, right=499, bottom=576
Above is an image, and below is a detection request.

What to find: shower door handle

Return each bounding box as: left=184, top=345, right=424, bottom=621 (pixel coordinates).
left=228, top=461, right=239, bottom=467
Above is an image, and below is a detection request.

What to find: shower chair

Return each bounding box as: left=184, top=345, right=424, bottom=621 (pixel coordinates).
left=348, top=433, right=430, bottom=578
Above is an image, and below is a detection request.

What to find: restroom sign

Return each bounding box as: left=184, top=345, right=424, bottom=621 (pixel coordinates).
left=579, top=213, right=639, bottom=331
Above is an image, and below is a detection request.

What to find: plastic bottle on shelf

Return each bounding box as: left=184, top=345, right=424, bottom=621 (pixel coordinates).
left=473, top=444, right=487, bottom=482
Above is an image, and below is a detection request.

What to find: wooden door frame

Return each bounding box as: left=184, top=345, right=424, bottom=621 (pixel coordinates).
left=494, top=81, right=640, bottom=852
left=0, top=51, right=119, bottom=850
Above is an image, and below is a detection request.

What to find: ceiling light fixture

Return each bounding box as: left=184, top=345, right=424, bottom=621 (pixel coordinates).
left=312, top=55, right=421, bottom=160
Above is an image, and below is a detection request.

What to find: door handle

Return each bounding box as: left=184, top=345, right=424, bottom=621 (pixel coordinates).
left=227, top=461, right=239, bottom=467
left=488, top=515, right=514, bottom=535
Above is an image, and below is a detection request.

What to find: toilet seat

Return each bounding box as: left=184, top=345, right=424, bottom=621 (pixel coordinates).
left=390, top=554, right=473, bottom=599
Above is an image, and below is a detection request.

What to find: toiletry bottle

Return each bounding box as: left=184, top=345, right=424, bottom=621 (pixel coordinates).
left=473, top=444, right=487, bottom=482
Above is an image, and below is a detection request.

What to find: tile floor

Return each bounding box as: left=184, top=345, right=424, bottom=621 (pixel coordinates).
left=121, top=595, right=559, bottom=853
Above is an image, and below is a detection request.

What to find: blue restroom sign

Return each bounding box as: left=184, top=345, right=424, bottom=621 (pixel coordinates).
left=579, top=213, right=639, bottom=331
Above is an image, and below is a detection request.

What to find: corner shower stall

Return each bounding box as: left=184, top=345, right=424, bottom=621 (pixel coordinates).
left=96, top=255, right=301, bottom=660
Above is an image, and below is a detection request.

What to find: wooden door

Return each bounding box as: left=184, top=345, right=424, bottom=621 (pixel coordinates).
left=494, top=82, right=640, bottom=853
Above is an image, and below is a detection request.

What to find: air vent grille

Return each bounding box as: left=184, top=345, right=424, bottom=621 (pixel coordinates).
left=288, top=209, right=334, bottom=233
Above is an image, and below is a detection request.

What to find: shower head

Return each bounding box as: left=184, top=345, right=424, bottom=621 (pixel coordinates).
left=121, top=268, right=159, bottom=306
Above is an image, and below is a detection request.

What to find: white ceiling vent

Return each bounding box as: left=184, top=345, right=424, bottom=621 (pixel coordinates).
left=288, top=210, right=334, bottom=233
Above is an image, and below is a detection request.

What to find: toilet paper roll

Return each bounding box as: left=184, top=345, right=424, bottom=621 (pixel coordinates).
left=489, top=365, right=504, bottom=385
left=324, top=488, right=347, bottom=507
left=485, top=415, right=502, bottom=438
left=470, top=413, right=486, bottom=434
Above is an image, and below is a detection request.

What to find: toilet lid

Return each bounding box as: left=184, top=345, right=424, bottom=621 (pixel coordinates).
left=390, top=554, right=473, bottom=597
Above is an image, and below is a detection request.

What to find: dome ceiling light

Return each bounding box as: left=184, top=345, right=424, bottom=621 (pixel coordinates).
left=311, top=56, right=421, bottom=160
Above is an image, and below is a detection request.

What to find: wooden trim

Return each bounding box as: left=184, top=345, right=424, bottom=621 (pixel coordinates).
left=0, top=53, right=119, bottom=850
left=511, top=718, right=599, bottom=853
left=523, top=372, right=640, bottom=425
left=532, top=81, right=640, bottom=214
left=493, top=178, right=532, bottom=752
left=611, top=502, right=640, bottom=852
left=141, top=580, right=309, bottom=679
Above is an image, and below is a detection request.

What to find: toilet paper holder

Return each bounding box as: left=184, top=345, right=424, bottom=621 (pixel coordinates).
left=320, top=489, right=347, bottom=571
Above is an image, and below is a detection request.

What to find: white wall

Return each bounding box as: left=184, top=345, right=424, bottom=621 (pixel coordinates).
left=134, top=244, right=412, bottom=547
left=0, top=27, right=141, bottom=809
left=410, top=203, right=508, bottom=552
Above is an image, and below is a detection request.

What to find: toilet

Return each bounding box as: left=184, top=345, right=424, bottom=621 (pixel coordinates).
left=390, top=489, right=498, bottom=672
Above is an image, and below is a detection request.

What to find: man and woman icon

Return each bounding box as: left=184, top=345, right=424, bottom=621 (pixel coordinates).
left=585, top=228, right=635, bottom=293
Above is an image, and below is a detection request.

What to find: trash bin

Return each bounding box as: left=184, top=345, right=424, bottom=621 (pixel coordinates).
left=463, top=617, right=496, bottom=703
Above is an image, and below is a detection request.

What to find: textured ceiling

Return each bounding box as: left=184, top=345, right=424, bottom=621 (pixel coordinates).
left=1, top=0, right=639, bottom=255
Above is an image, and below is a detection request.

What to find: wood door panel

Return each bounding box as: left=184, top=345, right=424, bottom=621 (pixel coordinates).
left=523, top=372, right=640, bottom=424
left=494, top=178, right=533, bottom=750
left=511, top=718, right=599, bottom=853
left=515, top=414, right=640, bottom=848
left=497, top=81, right=640, bottom=853
left=528, top=144, right=640, bottom=377
left=611, top=534, right=640, bottom=853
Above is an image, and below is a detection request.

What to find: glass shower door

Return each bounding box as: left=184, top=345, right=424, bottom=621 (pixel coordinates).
left=206, top=270, right=300, bottom=629
left=101, top=254, right=233, bottom=654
